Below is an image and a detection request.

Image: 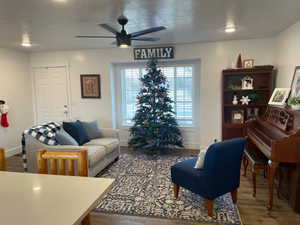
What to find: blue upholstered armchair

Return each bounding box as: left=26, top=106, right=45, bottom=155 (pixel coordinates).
left=171, top=138, right=246, bottom=216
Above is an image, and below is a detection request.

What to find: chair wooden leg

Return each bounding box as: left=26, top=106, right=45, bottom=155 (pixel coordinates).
left=231, top=189, right=238, bottom=203
left=173, top=183, right=180, bottom=199
left=277, top=168, right=282, bottom=199
left=243, top=155, right=249, bottom=177
left=81, top=213, right=91, bottom=225
left=252, top=167, right=256, bottom=197
left=206, top=200, right=214, bottom=217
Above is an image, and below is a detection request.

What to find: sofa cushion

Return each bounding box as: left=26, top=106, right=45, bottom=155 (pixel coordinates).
left=80, top=120, right=102, bottom=139
left=55, top=129, right=79, bottom=146
left=84, top=145, right=106, bottom=168
left=84, top=138, right=119, bottom=154
left=63, top=121, right=90, bottom=145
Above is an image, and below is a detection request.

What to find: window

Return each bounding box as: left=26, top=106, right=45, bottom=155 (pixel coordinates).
left=119, top=62, right=197, bottom=127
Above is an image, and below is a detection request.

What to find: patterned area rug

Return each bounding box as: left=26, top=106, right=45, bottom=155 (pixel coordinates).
left=94, top=153, right=242, bottom=225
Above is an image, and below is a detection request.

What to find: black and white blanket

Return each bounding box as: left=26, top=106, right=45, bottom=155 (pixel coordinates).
left=21, top=122, right=61, bottom=171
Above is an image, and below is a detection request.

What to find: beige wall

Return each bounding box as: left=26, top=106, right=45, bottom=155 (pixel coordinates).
left=30, top=38, right=275, bottom=148
left=275, top=20, right=300, bottom=88
left=0, top=49, right=33, bottom=156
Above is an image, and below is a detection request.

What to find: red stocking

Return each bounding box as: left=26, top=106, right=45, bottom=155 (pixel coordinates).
left=1, top=113, right=9, bottom=127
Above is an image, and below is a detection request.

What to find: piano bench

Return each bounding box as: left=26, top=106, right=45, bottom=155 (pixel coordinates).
left=243, top=149, right=268, bottom=197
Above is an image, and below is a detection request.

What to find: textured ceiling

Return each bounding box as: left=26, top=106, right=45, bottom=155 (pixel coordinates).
left=1, top=0, right=300, bottom=51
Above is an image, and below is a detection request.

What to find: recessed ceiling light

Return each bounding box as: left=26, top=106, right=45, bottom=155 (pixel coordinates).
left=33, top=186, right=41, bottom=191
left=225, top=26, right=236, bottom=33
left=53, top=0, right=67, bottom=3
left=21, top=42, right=32, bottom=47
left=119, top=44, right=129, bottom=49
left=21, top=33, right=32, bottom=47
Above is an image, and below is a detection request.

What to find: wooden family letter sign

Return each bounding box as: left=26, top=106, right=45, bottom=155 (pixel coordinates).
left=134, top=47, right=174, bottom=60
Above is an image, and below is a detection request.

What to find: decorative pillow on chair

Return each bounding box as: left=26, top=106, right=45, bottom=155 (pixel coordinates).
left=55, top=129, right=79, bottom=146
left=194, top=147, right=209, bottom=169
left=63, top=121, right=90, bottom=145
left=79, top=120, right=102, bottom=139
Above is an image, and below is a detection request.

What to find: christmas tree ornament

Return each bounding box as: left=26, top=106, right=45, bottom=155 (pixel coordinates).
left=240, top=96, right=251, bottom=105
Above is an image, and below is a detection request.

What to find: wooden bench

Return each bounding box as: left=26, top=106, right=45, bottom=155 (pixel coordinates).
left=243, top=148, right=268, bottom=197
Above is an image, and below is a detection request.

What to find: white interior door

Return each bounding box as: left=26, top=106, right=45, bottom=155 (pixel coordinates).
left=33, top=66, right=70, bottom=124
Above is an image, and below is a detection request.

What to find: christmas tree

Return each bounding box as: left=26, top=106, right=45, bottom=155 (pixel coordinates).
left=128, top=59, right=183, bottom=152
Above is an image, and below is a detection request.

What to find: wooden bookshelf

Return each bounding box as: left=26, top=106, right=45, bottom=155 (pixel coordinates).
left=222, top=66, right=276, bottom=140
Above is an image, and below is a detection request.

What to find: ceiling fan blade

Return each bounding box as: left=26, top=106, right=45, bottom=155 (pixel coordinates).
left=130, top=26, right=166, bottom=38
left=98, top=24, right=119, bottom=34
left=76, top=35, right=115, bottom=38
left=131, top=37, right=160, bottom=41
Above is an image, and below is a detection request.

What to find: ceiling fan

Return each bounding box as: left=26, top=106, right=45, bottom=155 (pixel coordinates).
left=76, top=15, right=166, bottom=48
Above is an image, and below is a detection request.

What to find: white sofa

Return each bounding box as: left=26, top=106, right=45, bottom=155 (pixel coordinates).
left=24, top=128, right=120, bottom=177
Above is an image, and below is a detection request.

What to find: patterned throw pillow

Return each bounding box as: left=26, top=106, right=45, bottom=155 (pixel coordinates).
left=194, top=147, right=209, bottom=169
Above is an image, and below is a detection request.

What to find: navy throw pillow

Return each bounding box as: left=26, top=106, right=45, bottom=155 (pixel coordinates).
left=63, top=121, right=90, bottom=145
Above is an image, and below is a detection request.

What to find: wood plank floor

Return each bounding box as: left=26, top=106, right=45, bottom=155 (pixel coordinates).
left=6, top=152, right=300, bottom=225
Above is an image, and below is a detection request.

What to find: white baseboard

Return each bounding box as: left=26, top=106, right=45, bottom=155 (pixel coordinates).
left=5, top=146, right=21, bottom=158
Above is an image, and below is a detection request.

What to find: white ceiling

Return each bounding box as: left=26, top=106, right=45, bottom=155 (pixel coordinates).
left=1, top=0, right=300, bottom=51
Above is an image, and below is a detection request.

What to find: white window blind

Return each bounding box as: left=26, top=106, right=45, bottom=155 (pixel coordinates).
left=120, top=64, right=195, bottom=127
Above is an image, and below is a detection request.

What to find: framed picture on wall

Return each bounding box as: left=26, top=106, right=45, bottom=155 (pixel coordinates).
left=290, top=66, right=300, bottom=98
left=80, top=74, right=101, bottom=98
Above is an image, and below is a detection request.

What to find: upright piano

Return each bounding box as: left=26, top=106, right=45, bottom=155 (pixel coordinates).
left=246, top=105, right=300, bottom=212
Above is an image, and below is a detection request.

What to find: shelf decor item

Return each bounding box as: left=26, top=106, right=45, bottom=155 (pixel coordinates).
left=232, top=95, right=238, bottom=105
left=247, top=92, right=258, bottom=103
left=268, top=88, right=290, bottom=106
left=246, top=108, right=259, bottom=120
left=80, top=74, right=101, bottom=99
left=222, top=66, right=275, bottom=140
left=231, top=110, right=244, bottom=124
left=241, top=76, right=254, bottom=90
left=243, top=59, right=254, bottom=68
left=236, top=54, right=243, bottom=68
left=288, top=96, right=300, bottom=110
left=289, top=66, right=300, bottom=98
left=240, top=96, right=251, bottom=105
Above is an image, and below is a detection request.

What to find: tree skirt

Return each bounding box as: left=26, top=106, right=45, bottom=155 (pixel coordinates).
left=94, top=153, right=242, bottom=225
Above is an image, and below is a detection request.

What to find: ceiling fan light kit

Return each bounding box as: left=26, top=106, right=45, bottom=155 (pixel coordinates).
left=76, top=15, right=166, bottom=48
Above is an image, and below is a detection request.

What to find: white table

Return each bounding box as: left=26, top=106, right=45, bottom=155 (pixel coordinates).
left=0, top=171, right=114, bottom=225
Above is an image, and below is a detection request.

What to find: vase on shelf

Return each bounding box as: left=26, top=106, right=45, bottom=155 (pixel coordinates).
left=236, top=54, right=242, bottom=68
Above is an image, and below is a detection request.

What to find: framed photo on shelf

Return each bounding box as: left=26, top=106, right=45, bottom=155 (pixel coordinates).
left=231, top=110, right=244, bottom=124
left=289, top=66, right=300, bottom=98
left=243, top=59, right=254, bottom=68
left=268, top=88, right=290, bottom=106
left=80, top=74, right=101, bottom=99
